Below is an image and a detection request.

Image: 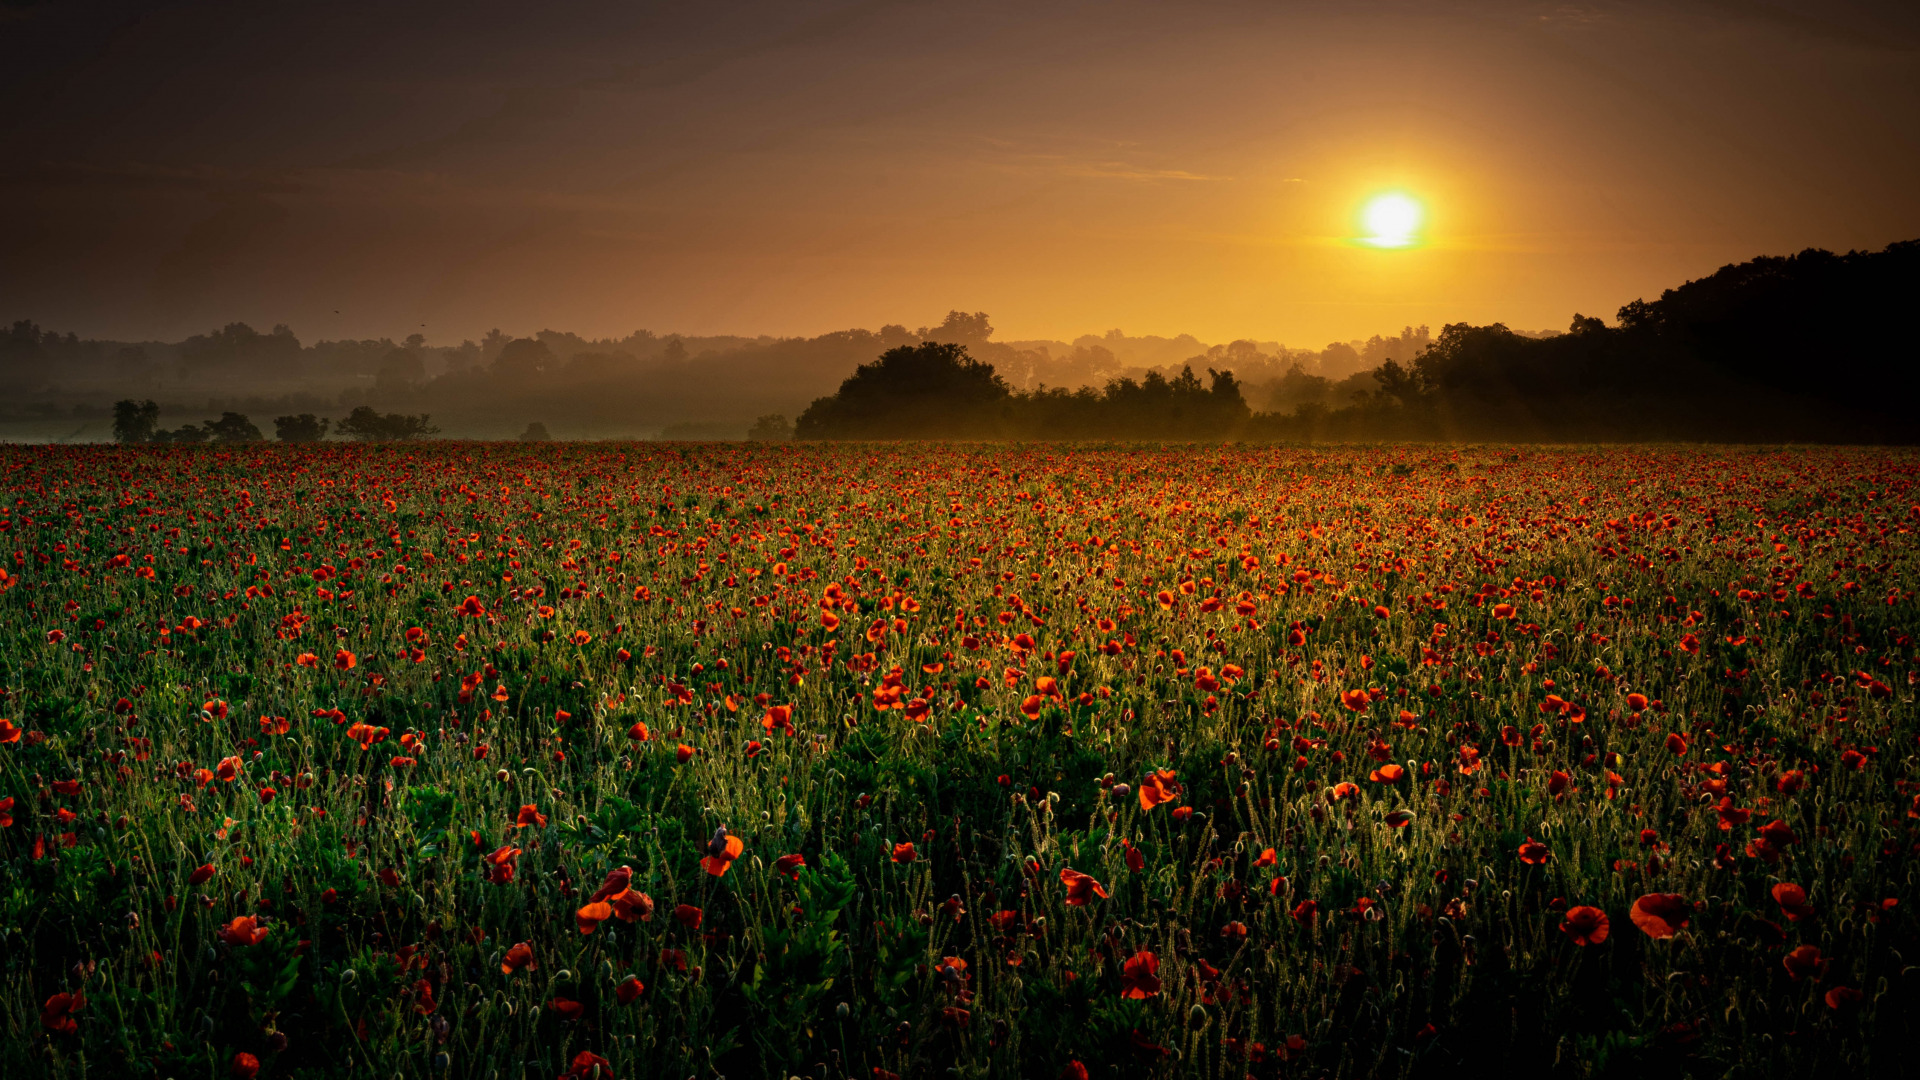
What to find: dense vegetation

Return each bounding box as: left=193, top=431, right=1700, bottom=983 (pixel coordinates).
left=1, top=442, right=1916, bottom=1079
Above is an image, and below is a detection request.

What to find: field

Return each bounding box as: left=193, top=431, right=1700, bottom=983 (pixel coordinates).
left=1, top=443, right=1917, bottom=1080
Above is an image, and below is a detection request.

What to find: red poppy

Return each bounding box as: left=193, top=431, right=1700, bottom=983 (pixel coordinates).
left=484, top=845, right=520, bottom=884
left=1369, top=764, right=1405, bottom=783
left=40, top=991, right=83, bottom=1034
left=1629, top=893, right=1692, bottom=939
left=676, top=744, right=695, bottom=763
left=1329, top=782, right=1360, bottom=801
left=627, top=720, right=650, bottom=741
left=334, top=648, right=357, bottom=670
left=1339, top=689, right=1372, bottom=712
left=1137, top=769, right=1180, bottom=811
left=515, top=804, right=548, bottom=829
left=1290, top=899, right=1320, bottom=924
left=1772, top=882, right=1815, bottom=922
left=0, top=719, right=21, bottom=744
left=501, top=941, right=536, bottom=974
left=1825, top=985, right=1864, bottom=1009
left=773, top=853, right=807, bottom=879
left=1120, top=950, right=1161, bottom=998
left=673, top=904, right=704, bottom=929
left=1782, top=945, right=1828, bottom=981
left=231, top=1052, right=261, bottom=1079
left=616, top=976, right=644, bottom=1005
left=219, top=915, right=270, bottom=947
left=1664, top=732, right=1688, bottom=756
left=891, top=841, right=917, bottom=863
left=701, top=827, right=745, bottom=876
left=0, top=795, right=13, bottom=828
left=762, top=705, right=795, bottom=737
left=189, top=863, right=217, bottom=886
left=1059, top=867, right=1108, bottom=906
left=1561, top=906, right=1609, bottom=945
left=548, top=996, right=585, bottom=1021
left=1516, top=838, right=1550, bottom=865
left=1383, top=809, right=1415, bottom=828
left=576, top=901, right=614, bottom=935
left=215, top=756, right=241, bottom=782
left=412, top=978, right=437, bottom=1015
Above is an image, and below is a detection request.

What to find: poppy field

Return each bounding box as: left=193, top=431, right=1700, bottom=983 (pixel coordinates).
left=2, top=442, right=1918, bottom=1080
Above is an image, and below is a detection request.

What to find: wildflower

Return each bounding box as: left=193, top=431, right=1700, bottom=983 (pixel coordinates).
left=1138, top=769, right=1180, bottom=811
left=1629, top=893, right=1692, bottom=939
left=515, top=804, right=548, bottom=829
left=1782, top=945, right=1828, bottom=982
left=1119, top=951, right=1161, bottom=998
left=700, top=826, right=745, bottom=876
left=501, top=941, right=536, bottom=974
left=1561, top=906, right=1609, bottom=945
left=1060, top=867, right=1108, bottom=906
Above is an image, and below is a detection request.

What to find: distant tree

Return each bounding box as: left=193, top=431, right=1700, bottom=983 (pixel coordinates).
left=151, top=424, right=210, bottom=445
left=492, top=338, right=554, bottom=381
left=518, top=421, right=552, bottom=442
left=274, top=414, right=330, bottom=443
left=336, top=406, right=439, bottom=442
left=661, top=337, right=689, bottom=364
left=204, top=412, right=263, bottom=443
left=112, top=399, right=160, bottom=444
left=374, top=347, right=426, bottom=392
left=796, top=342, right=1011, bottom=439
left=746, top=414, right=793, bottom=441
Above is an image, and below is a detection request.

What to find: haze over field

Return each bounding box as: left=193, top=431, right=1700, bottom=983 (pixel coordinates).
left=4, top=0, right=1917, bottom=349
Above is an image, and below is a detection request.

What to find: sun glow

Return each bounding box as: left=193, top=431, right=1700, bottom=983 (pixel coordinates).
left=1357, top=192, right=1423, bottom=248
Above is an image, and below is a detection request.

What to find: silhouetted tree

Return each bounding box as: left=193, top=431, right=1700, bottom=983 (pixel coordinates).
left=492, top=338, right=554, bottom=382
left=336, top=406, right=439, bottom=442
left=274, top=414, right=330, bottom=442
left=796, top=342, right=1011, bottom=439
left=518, top=421, right=552, bottom=442
left=112, top=399, right=160, bottom=444
left=205, top=412, right=263, bottom=443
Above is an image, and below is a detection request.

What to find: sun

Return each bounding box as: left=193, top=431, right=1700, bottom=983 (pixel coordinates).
left=1357, top=192, right=1423, bottom=248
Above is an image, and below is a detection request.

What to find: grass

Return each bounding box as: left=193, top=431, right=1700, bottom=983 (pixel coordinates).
left=0, top=441, right=1914, bottom=1079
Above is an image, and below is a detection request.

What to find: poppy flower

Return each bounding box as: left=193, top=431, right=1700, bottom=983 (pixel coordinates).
left=1290, top=899, right=1320, bottom=924
left=1561, top=906, right=1609, bottom=945
left=1059, top=867, right=1108, bottom=906
left=616, top=976, right=644, bottom=1005
left=40, top=991, right=83, bottom=1034
left=773, top=853, right=807, bottom=879
left=515, top=804, right=548, bottom=829
left=1329, top=782, right=1360, bottom=801
left=610, top=888, right=655, bottom=923
left=215, top=756, right=241, bottom=782
left=547, top=996, right=585, bottom=1021
left=762, top=705, right=795, bottom=737
left=1383, top=809, right=1415, bottom=828
left=189, top=863, right=217, bottom=886
left=1629, top=893, right=1692, bottom=939
left=231, top=1052, right=261, bottom=1079
left=0, top=795, right=12, bottom=828
left=1772, top=882, right=1814, bottom=922
left=1782, top=945, right=1828, bottom=981
left=1369, top=764, right=1405, bottom=783
left=1339, top=689, right=1371, bottom=712
left=412, top=978, right=438, bottom=1015
left=1125, top=844, right=1146, bottom=872
left=334, top=648, right=357, bottom=670
left=501, top=941, right=536, bottom=974
left=891, top=842, right=917, bottom=864
left=676, top=744, right=695, bottom=764
left=1119, top=950, right=1161, bottom=998
left=576, top=901, right=614, bottom=935
left=1664, top=732, right=1688, bottom=756
left=673, top=903, right=704, bottom=929
left=1252, top=847, right=1277, bottom=868
left=1825, top=986, right=1864, bottom=1009
left=219, top=915, right=270, bottom=947
left=1137, top=769, right=1181, bottom=811
left=701, top=826, right=745, bottom=876
left=484, top=845, right=521, bottom=884
left=1516, top=838, right=1550, bottom=865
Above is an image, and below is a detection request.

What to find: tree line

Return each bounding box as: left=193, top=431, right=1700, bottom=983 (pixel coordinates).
left=110, top=402, right=438, bottom=444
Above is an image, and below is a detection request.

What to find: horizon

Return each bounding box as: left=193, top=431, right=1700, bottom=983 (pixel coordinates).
left=5, top=1, right=1917, bottom=347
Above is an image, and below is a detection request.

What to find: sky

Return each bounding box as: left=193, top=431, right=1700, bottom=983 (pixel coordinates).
left=2, top=0, right=1917, bottom=348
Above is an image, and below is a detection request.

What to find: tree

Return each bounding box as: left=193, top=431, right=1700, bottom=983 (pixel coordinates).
left=374, top=347, right=426, bottom=393
left=274, top=414, right=330, bottom=443
left=795, top=342, right=1011, bottom=439
left=518, top=421, right=552, bottom=442
left=492, top=338, right=554, bottom=381
left=151, top=424, right=209, bottom=445
left=336, top=406, right=439, bottom=442
left=112, top=399, right=160, bottom=444
left=746, top=414, right=793, bottom=441
left=205, top=412, right=263, bottom=443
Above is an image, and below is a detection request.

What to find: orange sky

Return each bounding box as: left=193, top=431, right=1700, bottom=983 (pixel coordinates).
left=3, top=0, right=1917, bottom=348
